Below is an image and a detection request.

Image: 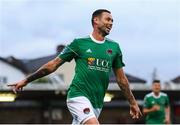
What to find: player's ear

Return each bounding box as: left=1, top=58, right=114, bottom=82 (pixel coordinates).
left=93, top=17, right=99, bottom=25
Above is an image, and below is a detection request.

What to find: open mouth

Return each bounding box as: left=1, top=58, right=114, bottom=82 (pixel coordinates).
left=106, top=27, right=111, bottom=31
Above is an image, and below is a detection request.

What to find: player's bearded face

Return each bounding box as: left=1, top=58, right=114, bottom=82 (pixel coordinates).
left=97, top=12, right=113, bottom=36
left=152, top=83, right=161, bottom=93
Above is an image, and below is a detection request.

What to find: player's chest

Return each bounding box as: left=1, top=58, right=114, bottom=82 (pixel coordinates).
left=150, top=97, right=166, bottom=106
left=78, top=43, right=116, bottom=60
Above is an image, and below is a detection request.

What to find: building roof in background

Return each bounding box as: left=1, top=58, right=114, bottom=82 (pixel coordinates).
left=171, top=76, right=180, bottom=83
left=0, top=56, right=27, bottom=73
left=109, top=72, right=146, bottom=83
left=0, top=45, right=65, bottom=74
left=23, top=54, right=57, bottom=73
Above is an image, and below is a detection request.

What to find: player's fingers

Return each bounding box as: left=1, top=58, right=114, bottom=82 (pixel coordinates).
left=20, top=87, right=23, bottom=91
left=135, top=110, right=142, bottom=119
left=135, top=113, right=139, bottom=119
left=139, top=110, right=143, bottom=116
left=7, top=84, right=16, bottom=87
left=12, top=88, right=17, bottom=94
left=13, top=85, right=21, bottom=94
left=130, top=113, right=133, bottom=118
left=136, top=110, right=139, bottom=115
left=130, top=110, right=133, bottom=116
left=130, top=111, right=136, bottom=119
left=132, top=115, right=136, bottom=119
left=130, top=110, right=132, bottom=114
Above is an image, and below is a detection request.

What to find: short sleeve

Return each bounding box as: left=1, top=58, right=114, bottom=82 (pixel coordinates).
left=143, top=96, right=150, bottom=108
left=112, top=44, right=125, bottom=69
left=165, top=95, right=170, bottom=107
left=58, top=39, right=79, bottom=62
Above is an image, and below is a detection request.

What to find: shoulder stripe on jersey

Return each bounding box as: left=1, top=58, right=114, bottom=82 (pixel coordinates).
left=146, top=92, right=153, bottom=97
left=106, top=38, right=115, bottom=42
left=160, top=92, right=167, bottom=97
left=75, top=35, right=90, bottom=39
left=65, top=46, right=79, bottom=57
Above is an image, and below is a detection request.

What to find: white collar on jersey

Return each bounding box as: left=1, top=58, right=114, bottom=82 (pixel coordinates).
left=90, top=34, right=105, bottom=44
left=152, top=92, right=161, bottom=98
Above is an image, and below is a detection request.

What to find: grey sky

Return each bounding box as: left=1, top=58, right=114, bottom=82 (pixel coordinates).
left=0, top=0, right=180, bottom=83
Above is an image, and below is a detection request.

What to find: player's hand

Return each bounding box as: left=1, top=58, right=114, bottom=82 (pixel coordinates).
left=130, top=103, right=142, bottom=119
left=151, top=105, right=160, bottom=112
left=7, top=80, right=27, bottom=94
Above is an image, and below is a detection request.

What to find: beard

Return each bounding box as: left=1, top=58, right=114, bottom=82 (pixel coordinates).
left=98, top=26, right=111, bottom=37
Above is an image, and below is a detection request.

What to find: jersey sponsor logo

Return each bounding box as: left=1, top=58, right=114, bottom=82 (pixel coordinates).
left=87, top=57, right=110, bottom=72
left=96, top=59, right=109, bottom=68
left=86, top=49, right=92, bottom=53
left=83, top=108, right=90, bottom=114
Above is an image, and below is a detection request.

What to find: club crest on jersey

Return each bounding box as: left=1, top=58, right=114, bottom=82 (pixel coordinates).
left=107, top=49, right=112, bottom=54
left=83, top=108, right=90, bottom=114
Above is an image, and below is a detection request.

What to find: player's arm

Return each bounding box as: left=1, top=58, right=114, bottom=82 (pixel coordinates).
left=164, top=95, right=171, bottom=124
left=143, top=105, right=160, bottom=114
left=113, top=67, right=142, bottom=119
left=113, top=68, right=136, bottom=105
left=8, top=57, right=65, bottom=93
left=165, top=106, right=171, bottom=123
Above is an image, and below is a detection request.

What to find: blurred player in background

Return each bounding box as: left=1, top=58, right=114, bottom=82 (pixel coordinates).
left=8, top=9, right=142, bottom=124
left=143, top=80, right=171, bottom=124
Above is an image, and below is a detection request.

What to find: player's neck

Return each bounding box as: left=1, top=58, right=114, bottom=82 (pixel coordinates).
left=153, top=92, right=160, bottom=97
left=92, top=30, right=105, bottom=41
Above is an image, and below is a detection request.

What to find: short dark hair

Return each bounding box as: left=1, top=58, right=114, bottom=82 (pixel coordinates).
left=91, top=9, right=111, bottom=26
left=153, top=80, right=161, bottom=84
